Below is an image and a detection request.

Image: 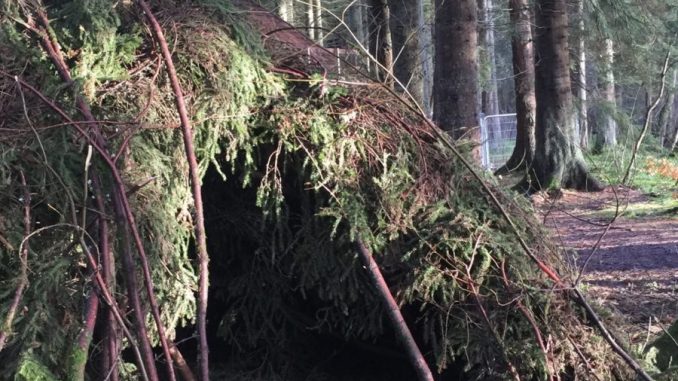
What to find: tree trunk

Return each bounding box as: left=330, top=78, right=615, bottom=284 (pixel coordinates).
left=417, top=0, right=433, bottom=116
left=495, top=0, right=535, bottom=174
left=315, top=0, right=324, bottom=44
left=307, top=1, right=316, bottom=40
left=479, top=0, right=500, bottom=117
left=368, top=0, right=394, bottom=87
left=433, top=0, right=480, bottom=158
left=658, top=69, right=676, bottom=147
left=531, top=0, right=601, bottom=191
left=278, top=0, right=294, bottom=23
left=599, top=38, right=617, bottom=147
left=576, top=0, right=589, bottom=150
left=390, top=0, right=424, bottom=106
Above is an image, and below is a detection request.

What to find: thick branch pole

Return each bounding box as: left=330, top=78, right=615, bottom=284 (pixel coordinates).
left=622, top=51, right=671, bottom=184
left=30, top=10, right=178, bottom=381
left=93, top=175, right=119, bottom=381
left=137, top=2, right=210, bottom=380
left=355, top=239, right=434, bottom=381
left=0, top=172, right=31, bottom=352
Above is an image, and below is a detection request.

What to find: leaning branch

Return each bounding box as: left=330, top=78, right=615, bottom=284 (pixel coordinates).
left=355, top=238, right=434, bottom=381
left=136, top=2, right=210, bottom=380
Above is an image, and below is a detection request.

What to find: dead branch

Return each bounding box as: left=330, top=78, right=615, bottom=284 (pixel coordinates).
left=355, top=238, right=434, bottom=381
left=136, top=2, right=209, bottom=379
left=29, top=8, right=180, bottom=381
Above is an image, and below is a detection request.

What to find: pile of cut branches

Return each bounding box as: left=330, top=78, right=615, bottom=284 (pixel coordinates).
left=0, top=1, right=647, bottom=380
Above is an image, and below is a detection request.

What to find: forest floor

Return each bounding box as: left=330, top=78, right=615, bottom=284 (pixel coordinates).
left=533, top=186, right=678, bottom=345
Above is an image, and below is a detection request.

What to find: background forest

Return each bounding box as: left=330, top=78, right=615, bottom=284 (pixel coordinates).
left=0, top=0, right=676, bottom=381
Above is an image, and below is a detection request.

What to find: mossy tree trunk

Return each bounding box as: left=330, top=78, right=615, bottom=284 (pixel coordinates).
left=433, top=0, right=480, bottom=159
left=531, top=0, right=602, bottom=191
left=496, top=0, right=536, bottom=174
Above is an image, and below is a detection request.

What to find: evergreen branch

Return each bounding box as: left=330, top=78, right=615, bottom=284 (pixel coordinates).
left=0, top=171, right=30, bottom=353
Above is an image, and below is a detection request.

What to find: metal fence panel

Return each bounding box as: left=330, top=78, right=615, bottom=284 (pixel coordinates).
left=479, top=113, right=517, bottom=170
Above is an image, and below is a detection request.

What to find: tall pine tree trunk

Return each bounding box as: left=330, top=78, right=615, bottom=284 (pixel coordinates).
left=577, top=0, right=589, bottom=149
left=600, top=38, right=617, bottom=146
left=531, top=0, right=601, bottom=190
left=479, top=0, right=500, bottom=117
left=417, top=0, right=433, bottom=116
left=496, top=0, right=535, bottom=174
left=390, top=0, right=424, bottom=106
left=307, top=1, right=316, bottom=40
left=315, top=0, right=324, bottom=44
left=433, top=0, right=480, bottom=158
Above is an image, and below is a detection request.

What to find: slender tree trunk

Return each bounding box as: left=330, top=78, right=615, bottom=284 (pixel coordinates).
left=278, top=0, right=294, bottom=23
left=531, top=0, right=601, bottom=191
left=479, top=0, right=500, bottom=117
left=417, top=0, right=433, bottom=116
left=600, top=38, right=617, bottom=146
left=433, top=0, right=481, bottom=159
left=390, top=0, right=424, bottom=105
left=315, top=0, right=324, bottom=44
left=495, top=0, right=535, bottom=174
left=368, top=0, right=394, bottom=87
left=658, top=69, right=676, bottom=147
left=307, top=1, right=316, bottom=40
left=577, top=0, right=589, bottom=150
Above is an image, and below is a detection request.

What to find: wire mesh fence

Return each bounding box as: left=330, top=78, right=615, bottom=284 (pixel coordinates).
left=480, top=113, right=517, bottom=170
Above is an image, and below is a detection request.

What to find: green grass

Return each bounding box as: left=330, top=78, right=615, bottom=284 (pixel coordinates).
left=585, top=145, right=678, bottom=218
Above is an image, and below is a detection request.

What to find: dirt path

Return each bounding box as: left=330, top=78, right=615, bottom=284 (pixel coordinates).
left=534, top=187, right=678, bottom=342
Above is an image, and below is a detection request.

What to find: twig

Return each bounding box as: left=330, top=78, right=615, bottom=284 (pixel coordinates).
left=0, top=171, right=31, bottom=352
left=355, top=238, right=434, bottom=381
left=136, top=2, right=209, bottom=380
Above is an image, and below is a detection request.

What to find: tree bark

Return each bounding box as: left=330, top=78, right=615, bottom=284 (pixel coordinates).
left=315, top=0, right=324, bottom=44
left=307, top=1, right=316, bottom=40
left=278, top=0, right=294, bottom=23
left=368, top=0, right=394, bottom=87
left=479, top=0, right=500, bottom=117
left=599, top=38, right=617, bottom=147
left=576, top=0, right=589, bottom=150
left=355, top=239, right=434, bottom=381
left=416, top=0, right=433, bottom=116
left=531, top=0, right=601, bottom=191
left=389, top=0, right=424, bottom=106
left=433, top=0, right=480, bottom=158
left=495, top=0, right=536, bottom=174
left=658, top=69, right=676, bottom=147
